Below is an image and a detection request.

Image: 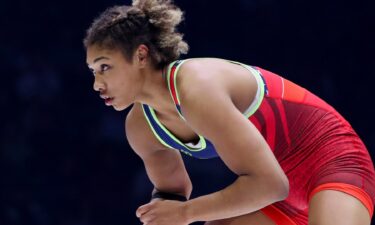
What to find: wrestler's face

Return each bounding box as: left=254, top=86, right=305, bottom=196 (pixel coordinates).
left=86, top=45, right=143, bottom=111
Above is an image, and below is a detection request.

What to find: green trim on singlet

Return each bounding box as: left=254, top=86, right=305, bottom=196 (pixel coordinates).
left=166, top=62, right=173, bottom=99
left=166, top=60, right=192, bottom=121
left=143, top=104, right=208, bottom=152
left=141, top=105, right=174, bottom=149
left=169, top=59, right=266, bottom=119
left=244, top=69, right=265, bottom=117
left=232, top=62, right=265, bottom=118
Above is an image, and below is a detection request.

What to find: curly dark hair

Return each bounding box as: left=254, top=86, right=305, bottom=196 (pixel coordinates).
left=83, top=0, right=189, bottom=69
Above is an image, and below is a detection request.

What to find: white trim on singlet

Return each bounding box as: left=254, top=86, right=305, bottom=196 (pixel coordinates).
left=242, top=65, right=263, bottom=117
left=185, top=140, right=203, bottom=149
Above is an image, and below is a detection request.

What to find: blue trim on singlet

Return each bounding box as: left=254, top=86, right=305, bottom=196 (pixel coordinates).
left=255, top=66, right=269, bottom=96
left=176, top=104, right=183, bottom=116
left=141, top=60, right=268, bottom=159
left=142, top=104, right=218, bottom=159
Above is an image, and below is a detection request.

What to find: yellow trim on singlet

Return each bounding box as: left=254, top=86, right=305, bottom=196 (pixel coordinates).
left=227, top=60, right=265, bottom=118
left=168, top=59, right=265, bottom=119
left=143, top=104, right=208, bottom=152
left=141, top=105, right=175, bottom=150
left=141, top=58, right=266, bottom=154
left=166, top=60, right=192, bottom=121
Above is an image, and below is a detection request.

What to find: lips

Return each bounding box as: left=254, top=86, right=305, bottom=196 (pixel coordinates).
left=100, top=94, right=114, bottom=106
left=104, top=97, right=114, bottom=106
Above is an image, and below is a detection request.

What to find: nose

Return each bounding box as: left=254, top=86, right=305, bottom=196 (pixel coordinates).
left=93, top=76, right=105, bottom=92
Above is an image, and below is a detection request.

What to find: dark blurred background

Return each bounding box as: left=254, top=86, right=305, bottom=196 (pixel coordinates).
left=1, top=0, right=374, bottom=224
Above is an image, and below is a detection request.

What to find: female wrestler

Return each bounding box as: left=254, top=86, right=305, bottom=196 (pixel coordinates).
left=84, top=0, right=375, bottom=224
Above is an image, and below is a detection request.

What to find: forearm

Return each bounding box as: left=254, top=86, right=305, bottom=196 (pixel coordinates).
left=142, top=149, right=193, bottom=199
left=148, top=167, right=192, bottom=199
left=184, top=175, right=288, bottom=223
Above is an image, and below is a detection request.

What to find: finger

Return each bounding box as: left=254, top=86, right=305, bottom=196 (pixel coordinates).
left=140, top=212, right=154, bottom=224
left=136, top=202, right=153, bottom=218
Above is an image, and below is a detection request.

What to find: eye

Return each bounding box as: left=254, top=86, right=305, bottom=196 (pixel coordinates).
left=100, top=64, right=110, bottom=72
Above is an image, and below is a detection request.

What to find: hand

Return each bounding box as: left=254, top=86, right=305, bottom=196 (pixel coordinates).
left=136, top=200, right=190, bottom=225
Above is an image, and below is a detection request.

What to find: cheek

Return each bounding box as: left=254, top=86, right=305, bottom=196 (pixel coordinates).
left=123, top=72, right=141, bottom=90
left=116, top=75, right=137, bottom=97
left=113, top=69, right=140, bottom=94
left=114, top=73, right=130, bottom=88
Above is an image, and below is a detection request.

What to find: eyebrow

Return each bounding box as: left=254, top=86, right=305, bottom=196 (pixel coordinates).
left=87, top=56, right=110, bottom=66
left=93, top=56, right=110, bottom=63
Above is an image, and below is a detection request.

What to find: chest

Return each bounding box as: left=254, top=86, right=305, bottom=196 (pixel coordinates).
left=142, top=104, right=218, bottom=158
left=154, top=110, right=199, bottom=144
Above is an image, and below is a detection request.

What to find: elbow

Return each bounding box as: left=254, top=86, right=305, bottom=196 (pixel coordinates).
left=280, top=181, right=290, bottom=201
left=178, top=177, right=192, bottom=199
left=274, top=174, right=289, bottom=201
left=185, top=182, right=193, bottom=199
left=260, top=172, right=289, bottom=202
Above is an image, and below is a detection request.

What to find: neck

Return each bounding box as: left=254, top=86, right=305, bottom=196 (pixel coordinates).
left=134, top=65, right=175, bottom=114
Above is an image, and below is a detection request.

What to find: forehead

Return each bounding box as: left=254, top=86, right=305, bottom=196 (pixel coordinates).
left=86, top=45, right=124, bottom=66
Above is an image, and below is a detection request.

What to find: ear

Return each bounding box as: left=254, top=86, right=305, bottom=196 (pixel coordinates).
left=134, top=44, right=149, bottom=68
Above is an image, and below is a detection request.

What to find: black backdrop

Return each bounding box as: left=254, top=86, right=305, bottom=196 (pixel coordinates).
left=1, top=0, right=374, bottom=224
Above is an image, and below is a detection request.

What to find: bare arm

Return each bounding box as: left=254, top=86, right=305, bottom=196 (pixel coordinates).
left=177, top=61, right=289, bottom=223
left=125, top=103, right=192, bottom=199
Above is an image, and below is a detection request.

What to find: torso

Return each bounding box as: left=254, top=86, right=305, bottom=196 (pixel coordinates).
left=153, top=58, right=256, bottom=144
left=153, top=107, right=199, bottom=144
left=135, top=58, right=262, bottom=158
left=127, top=58, right=375, bottom=223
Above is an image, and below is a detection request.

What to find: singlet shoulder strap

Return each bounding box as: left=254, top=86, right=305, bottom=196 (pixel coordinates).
left=165, top=59, right=268, bottom=119
left=141, top=103, right=209, bottom=155
left=165, top=59, right=191, bottom=119
left=227, top=60, right=268, bottom=117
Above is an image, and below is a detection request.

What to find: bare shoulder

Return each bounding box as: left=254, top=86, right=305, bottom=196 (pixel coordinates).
left=174, top=59, right=274, bottom=176
left=177, top=59, right=222, bottom=91
left=175, top=59, right=241, bottom=137
left=125, top=103, right=166, bottom=156
left=177, top=58, right=258, bottom=114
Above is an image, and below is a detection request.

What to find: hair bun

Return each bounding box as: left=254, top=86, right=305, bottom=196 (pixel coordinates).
left=84, top=0, right=188, bottom=69
left=132, top=0, right=188, bottom=62
left=132, top=0, right=183, bottom=33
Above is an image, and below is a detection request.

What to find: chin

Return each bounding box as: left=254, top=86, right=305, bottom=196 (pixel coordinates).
left=113, top=105, right=125, bottom=111
left=113, top=103, right=130, bottom=111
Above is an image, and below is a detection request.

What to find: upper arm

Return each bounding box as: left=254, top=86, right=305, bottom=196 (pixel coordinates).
left=125, top=103, right=192, bottom=195
left=125, top=103, right=165, bottom=156
left=177, top=61, right=287, bottom=183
